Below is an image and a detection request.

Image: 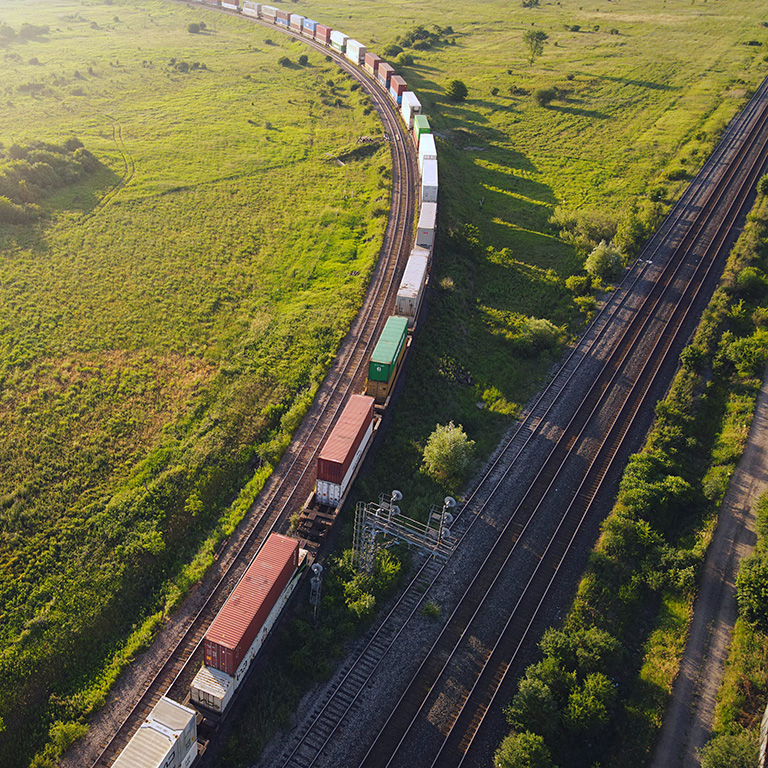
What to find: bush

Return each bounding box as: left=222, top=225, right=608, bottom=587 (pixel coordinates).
left=534, top=86, right=557, bottom=106
left=700, top=732, right=758, bottom=768
left=736, top=549, right=768, bottom=629
left=396, top=52, right=414, bottom=67
left=494, top=731, right=555, bottom=768
left=187, top=23, right=200, bottom=34
left=298, top=54, right=308, bottom=66
left=278, top=56, right=291, bottom=67
left=585, top=240, right=623, bottom=282
left=565, top=275, right=590, bottom=295
left=445, top=79, right=468, bottom=102
left=422, top=421, right=475, bottom=485
left=382, top=44, right=403, bottom=57
left=758, top=174, right=768, bottom=197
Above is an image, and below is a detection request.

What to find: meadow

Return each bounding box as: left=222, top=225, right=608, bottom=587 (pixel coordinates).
left=0, top=1, right=388, bottom=764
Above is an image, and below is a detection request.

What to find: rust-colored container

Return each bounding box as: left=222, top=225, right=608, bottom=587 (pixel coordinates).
left=275, top=8, right=290, bottom=25
left=204, top=534, right=298, bottom=676
left=364, top=52, right=381, bottom=77
left=377, top=62, right=394, bottom=89
left=390, top=75, right=407, bottom=96
left=315, top=24, right=331, bottom=45
left=317, top=395, right=374, bottom=484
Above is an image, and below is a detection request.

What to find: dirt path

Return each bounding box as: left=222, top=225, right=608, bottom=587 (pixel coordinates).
left=649, top=365, right=768, bottom=767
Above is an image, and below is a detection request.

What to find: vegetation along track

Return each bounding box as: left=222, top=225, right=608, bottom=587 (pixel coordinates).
left=84, top=7, right=418, bottom=768
left=271, top=75, right=768, bottom=768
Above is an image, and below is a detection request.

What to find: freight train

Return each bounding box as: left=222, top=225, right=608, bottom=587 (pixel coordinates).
left=111, top=3, right=440, bottom=765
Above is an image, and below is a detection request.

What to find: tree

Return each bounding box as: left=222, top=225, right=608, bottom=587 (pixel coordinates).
left=736, top=549, right=768, bottom=629
left=564, top=672, right=615, bottom=734
left=422, top=421, right=475, bottom=484
left=494, top=731, right=555, bottom=768
left=187, top=22, right=200, bottom=34
left=758, top=173, right=768, bottom=196
left=700, top=733, right=758, bottom=768
left=298, top=54, right=308, bottom=66
left=523, top=29, right=548, bottom=65
left=446, top=79, right=468, bottom=102
left=585, top=240, right=623, bottom=282
left=505, top=677, right=560, bottom=740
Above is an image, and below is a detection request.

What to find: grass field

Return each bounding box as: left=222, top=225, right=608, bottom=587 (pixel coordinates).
left=0, top=2, right=388, bottom=764
left=1, top=0, right=767, bottom=765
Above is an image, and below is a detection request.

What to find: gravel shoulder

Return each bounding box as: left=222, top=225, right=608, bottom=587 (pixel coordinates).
left=649, top=363, right=768, bottom=768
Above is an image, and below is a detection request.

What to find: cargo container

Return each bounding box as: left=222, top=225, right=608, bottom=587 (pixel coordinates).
left=242, top=0, right=260, bottom=17
left=389, top=75, right=407, bottom=105
left=401, top=92, right=422, bottom=129
left=289, top=13, right=304, bottom=32
left=302, top=18, right=317, bottom=36
left=345, top=39, right=366, bottom=65
left=192, top=535, right=307, bottom=714
left=222, top=0, right=239, bottom=10
left=416, top=201, right=437, bottom=249
left=412, top=114, right=430, bottom=145
left=366, top=316, right=409, bottom=404
left=364, top=52, right=381, bottom=77
left=260, top=4, right=277, bottom=21
left=418, top=132, right=437, bottom=173
left=316, top=395, right=375, bottom=506
left=395, top=249, right=430, bottom=327
left=330, top=30, right=348, bottom=53
left=377, top=61, right=394, bottom=89
left=203, top=534, right=299, bottom=677
left=275, top=8, right=290, bottom=26
left=315, top=23, right=331, bottom=45
left=113, top=697, right=197, bottom=768
left=421, top=157, right=438, bottom=203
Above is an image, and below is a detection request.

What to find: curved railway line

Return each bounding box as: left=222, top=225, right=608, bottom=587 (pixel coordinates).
left=80, top=9, right=419, bottom=768
left=267, top=75, right=768, bottom=768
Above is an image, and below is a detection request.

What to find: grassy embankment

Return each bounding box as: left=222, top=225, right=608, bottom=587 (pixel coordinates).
left=0, top=2, right=388, bottom=765
left=216, top=0, right=768, bottom=764
left=496, top=195, right=768, bottom=767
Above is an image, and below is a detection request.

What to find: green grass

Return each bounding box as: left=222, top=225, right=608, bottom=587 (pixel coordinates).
left=0, top=2, right=389, bottom=765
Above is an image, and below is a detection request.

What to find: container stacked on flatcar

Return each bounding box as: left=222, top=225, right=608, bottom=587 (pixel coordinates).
left=289, top=13, right=304, bottom=32
left=401, top=92, right=422, bottom=129
left=389, top=75, right=407, bottom=105
left=315, top=23, right=332, bottom=45
left=395, top=248, right=430, bottom=327
left=366, top=316, right=410, bottom=405
left=413, top=114, right=430, bottom=144
left=242, top=1, right=260, bottom=17
left=190, top=534, right=307, bottom=714
left=346, top=39, right=366, bottom=66
left=112, top=697, right=197, bottom=768
left=330, top=30, right=349, bottom=53
left=302, top=18, right=317, bottom=37
left=364, top=52, right=381, bottom=77
left=416, top=202, right=437, bottom=249
left=316, top=395, right=375, bottom=506
left=222, top=0, right=239, bottom=11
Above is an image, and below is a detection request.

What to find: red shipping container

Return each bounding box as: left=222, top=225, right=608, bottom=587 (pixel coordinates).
left=317, top=395, right=374, bottom=484
left=377, top=62, right=394, bottom=88
left=204, top=534, right=298, bottom=676
left=315, top=24, right=331, bottom=45
left=390, top=75, right=407, bottom=96
left=364, top=52, right=381, bottom=77
left=275, top=8, right=290, bottom=22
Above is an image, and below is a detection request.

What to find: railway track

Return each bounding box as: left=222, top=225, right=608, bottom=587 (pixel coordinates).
left=85, top=9, right=418, bottom=768
left=268, top=76, right=768, bottom=768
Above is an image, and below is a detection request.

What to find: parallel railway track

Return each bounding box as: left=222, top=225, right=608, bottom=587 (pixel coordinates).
left=270, top=75, right=768, bottom=768
left=87, top=8, right=418, bottom=766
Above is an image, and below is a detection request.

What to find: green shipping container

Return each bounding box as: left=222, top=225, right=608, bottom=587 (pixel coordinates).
left=413, top=114, right=431, bottom=143
left=368, top=316, right=409, bottom=383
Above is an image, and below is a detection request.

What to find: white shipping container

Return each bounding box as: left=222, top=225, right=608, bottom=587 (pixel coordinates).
left=315, top=420, right=373, bottom=507
left=345, top=39, right=366, bottom=65
left=261, top=4, right=278, bottom=18
left=242, top=0, right=260, bottom=16
left=222, top=1, right=239, bottom=9
left=112, top=698, right=197, bottom=768
left=330, top=30, right=349, bottom=51
left=416, top=202, right=437, bottom=249
left=395, top=250, right=430, bottom=326
left=401, top=92, right=422, bottom=129
left=421, top=158, right=438, bottom=203
left=418, top=133, right=437, bottom=173
left=289, top=13, right=304, bottom=27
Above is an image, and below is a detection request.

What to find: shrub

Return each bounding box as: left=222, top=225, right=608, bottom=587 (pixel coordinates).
left=298, top=54, right=308, bottom=66
left=422, top=421, right=475, bottom=485
left=758, top=174, right=768, bottom=196
left=585, top=240, right=623, bottom=282
left=700, top=732, right=758, bottom=768
left=445, top=79, right=468, bottom=102
left=736, top=550, right=768, bottom=629
left=494, top=731, right=555, bottom=768
left=533, top=86, right=557, bottom=106
left=565, top=274, right=590, bottom=295
left=187, top=23, right=200, bottom=34
left=491, top=86, right=499, bottom=96
left=278, top=56, right=291, bottom=67
left=382, top=44, right=403, bottom=57
left=396, top=52, right=414, bottom=67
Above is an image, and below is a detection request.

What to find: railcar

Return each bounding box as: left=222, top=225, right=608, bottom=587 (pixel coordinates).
left=366, top=316, right=410, bottom=405
left=395, top=248, right=430, bottom=327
